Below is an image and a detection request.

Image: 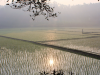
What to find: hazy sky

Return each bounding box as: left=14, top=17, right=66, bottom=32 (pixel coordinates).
left=0, top=0, right=100, bottom=6
left=50, top=0, right=100, bottom=6
left=0, top=0, right=100, bottom=28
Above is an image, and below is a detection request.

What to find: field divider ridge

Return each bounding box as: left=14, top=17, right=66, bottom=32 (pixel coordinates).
left=0, top=35, right=100, bottom=60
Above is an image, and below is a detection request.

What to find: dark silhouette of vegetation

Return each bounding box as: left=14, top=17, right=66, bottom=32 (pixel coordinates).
left=39, top=69, right=64, bottom=75
left=6, top=0, right=60, bottom=21
left=69, top=71, right=74, bottom=75
left=1, top=0, right=100, bottom=28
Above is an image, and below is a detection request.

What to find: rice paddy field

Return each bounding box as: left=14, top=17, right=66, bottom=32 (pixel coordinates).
left=0, top=27, right=100, bottom=75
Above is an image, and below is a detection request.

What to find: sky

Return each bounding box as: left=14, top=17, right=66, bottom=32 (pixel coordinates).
left=0, top=0, right=100, bottom=28
left=0, top=0, right=100, bottom=6
left=50, top=0, right=100, bottom=6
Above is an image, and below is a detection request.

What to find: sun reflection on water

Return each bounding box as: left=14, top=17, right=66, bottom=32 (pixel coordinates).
left=0, top=47, right=100, bottom=75
left=50, top=59, right=54, bottom=65
left=46, top=31, right=56, bottom=40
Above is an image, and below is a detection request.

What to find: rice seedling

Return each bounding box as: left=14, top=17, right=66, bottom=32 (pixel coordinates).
left=0, top=27, right=100, bottom=75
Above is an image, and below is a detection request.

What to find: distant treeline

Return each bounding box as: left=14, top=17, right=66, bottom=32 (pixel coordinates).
left=0, top=2, right=100, bottom=28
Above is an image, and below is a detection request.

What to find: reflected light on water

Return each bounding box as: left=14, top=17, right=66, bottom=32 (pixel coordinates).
left=50, top=59, right=54, bottom=65
left=46, top=31, right=56, bottom=40
left=1, top=47, right=100, bottom=75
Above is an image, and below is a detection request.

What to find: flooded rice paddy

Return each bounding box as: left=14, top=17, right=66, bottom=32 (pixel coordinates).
left=0, top=28, right=100, bottom=75
left=1, top=46, right=100, bottom=75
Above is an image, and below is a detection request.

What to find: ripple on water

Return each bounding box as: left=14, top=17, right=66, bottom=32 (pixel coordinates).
left=0, top=47, right=100, bottom=75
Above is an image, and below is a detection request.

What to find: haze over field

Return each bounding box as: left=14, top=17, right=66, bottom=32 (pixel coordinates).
left=0, top=1, right=100, bottom=74
left=0, top=0, right=100, bottom=28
